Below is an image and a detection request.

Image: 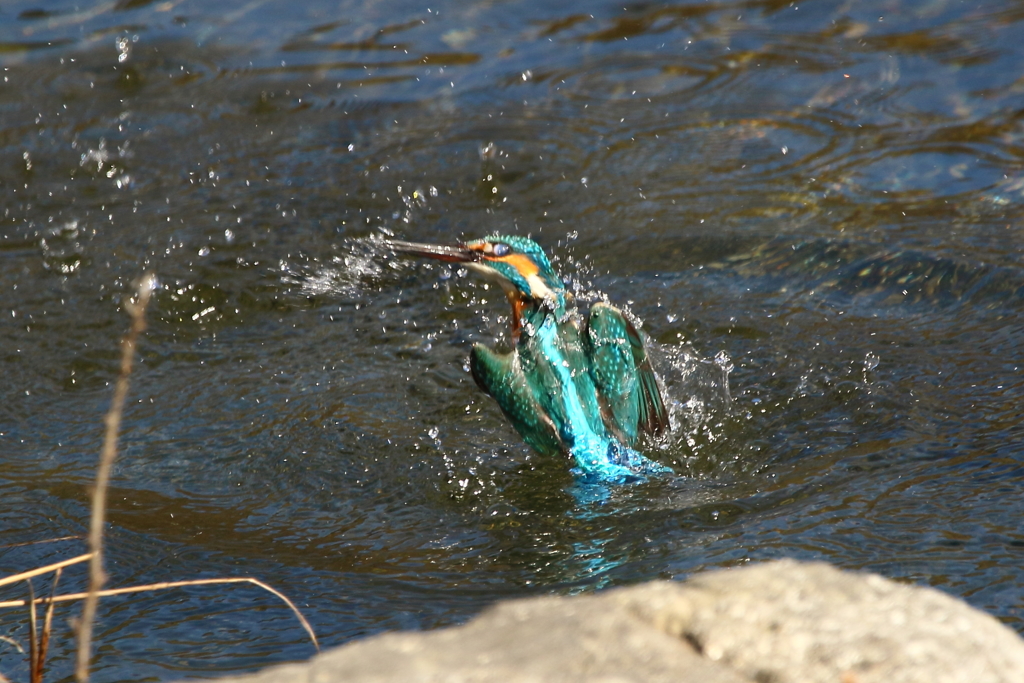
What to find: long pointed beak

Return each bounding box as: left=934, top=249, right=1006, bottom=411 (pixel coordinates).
left=385, top=239, right=481, bottom=264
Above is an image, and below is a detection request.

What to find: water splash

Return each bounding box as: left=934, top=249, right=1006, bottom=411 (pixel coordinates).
left=649, top=342, right=733, bottom=461
left=116, top=35, right=132, bottom=64
left=77, top=137, right=132, bottom=187
left=556, top=240, right=734, bottom=468
left=393, top=184, right=435, bottom=225
left=40, top=220, right=85, bottom=275
left=279, top=235, right=391, bottom=299
left=863, top=351, right=880, bottom=384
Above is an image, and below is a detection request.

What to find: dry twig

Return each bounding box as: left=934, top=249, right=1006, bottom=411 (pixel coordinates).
left=0, top=537, right=82, bottom=551
left=0, top=636, right=25, bottom=655
left=0, top=576, right=319, bottom=652
left=32, top=568, right=62, bottom=683
left=27, top=583, right=37, bottom=683
left=76, top=274, right=156, bottom=682
left=0, top=554, right=91, bottom=590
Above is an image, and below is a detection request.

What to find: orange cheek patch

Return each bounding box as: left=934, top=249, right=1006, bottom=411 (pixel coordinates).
left=495, top=254, right=539, bottom=278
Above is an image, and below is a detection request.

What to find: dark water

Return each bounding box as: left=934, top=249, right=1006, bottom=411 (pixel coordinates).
left=3, top=0, right=1024, bottom=679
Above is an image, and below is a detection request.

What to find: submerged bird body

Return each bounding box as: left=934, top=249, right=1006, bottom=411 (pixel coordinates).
left=388, top=235, right=670, bottom=481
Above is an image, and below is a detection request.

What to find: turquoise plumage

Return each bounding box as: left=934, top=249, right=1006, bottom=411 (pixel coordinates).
left=387, top=235, right=671, bottom=482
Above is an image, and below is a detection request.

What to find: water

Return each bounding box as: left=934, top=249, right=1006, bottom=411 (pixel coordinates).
left=3, top=0, right=1024, bottom=680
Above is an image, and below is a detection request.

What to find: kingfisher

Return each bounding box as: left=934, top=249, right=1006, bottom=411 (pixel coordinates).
left=386, top=235, right=672, bottom=481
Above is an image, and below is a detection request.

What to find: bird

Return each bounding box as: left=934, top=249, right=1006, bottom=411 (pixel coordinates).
left=386, top=235, right=672, bottom=481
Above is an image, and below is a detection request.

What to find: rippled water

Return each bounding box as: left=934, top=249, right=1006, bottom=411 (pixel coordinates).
left=3, top=0, right=1024, bottom=680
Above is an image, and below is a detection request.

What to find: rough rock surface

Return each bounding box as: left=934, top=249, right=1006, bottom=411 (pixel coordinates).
left=200, top=559, right=1024, bottom=683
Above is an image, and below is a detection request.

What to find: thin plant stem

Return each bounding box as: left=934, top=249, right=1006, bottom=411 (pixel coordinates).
left=0, top=536, right=82, bottom=551
left=0, top=554, right=91, bottom=590
left=1, top=577, right=319, bottom=651
left=27, top=582, right=37, bottom=683
left=76, top=274, right=156, bottom=683
left=35, top=568, right=61, bottom=683
left=0, top=636, right=25, bottom=655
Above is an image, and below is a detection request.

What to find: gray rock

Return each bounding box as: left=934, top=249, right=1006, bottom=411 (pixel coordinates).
left=200, top=559, right=1024, bottom=683
left=211, top=589, right=746, bottom=683
left=614, top=559, right=1024, bottom=683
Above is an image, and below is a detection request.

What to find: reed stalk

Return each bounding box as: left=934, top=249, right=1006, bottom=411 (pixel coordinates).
left=75, top=274, right=156, bottom=682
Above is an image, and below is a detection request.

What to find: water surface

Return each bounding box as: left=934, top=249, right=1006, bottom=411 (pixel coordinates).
left=2, top=0, right=1024, bottom=680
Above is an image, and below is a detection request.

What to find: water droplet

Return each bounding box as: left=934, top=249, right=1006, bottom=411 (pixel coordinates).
left=864, top=352, right=880, bottom=372
left=116, top=36, right=131, bottom=63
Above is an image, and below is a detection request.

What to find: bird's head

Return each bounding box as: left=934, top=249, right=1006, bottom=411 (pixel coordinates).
left=387, top=234, right=567, bottom=336
left=388, top=234, right=565, bottom=306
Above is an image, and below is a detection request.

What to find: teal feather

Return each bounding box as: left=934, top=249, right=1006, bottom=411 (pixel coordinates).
left=583, top=302, right=669, bottom=443
left=390, top=234, right=672, bottom=481
left=469, top=343, right=562, bottom=457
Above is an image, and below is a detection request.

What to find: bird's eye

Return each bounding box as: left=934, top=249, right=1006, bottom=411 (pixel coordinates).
left=492, top=242, right=511, bottom=257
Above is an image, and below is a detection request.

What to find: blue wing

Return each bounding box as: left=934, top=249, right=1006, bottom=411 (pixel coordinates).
left=469, top=342, right=562, bottom=457
left=583, top=302, right=669, bottom=444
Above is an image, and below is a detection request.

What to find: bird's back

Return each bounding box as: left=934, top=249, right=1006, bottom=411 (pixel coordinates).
left=473, top=307, right=667, bottom=479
